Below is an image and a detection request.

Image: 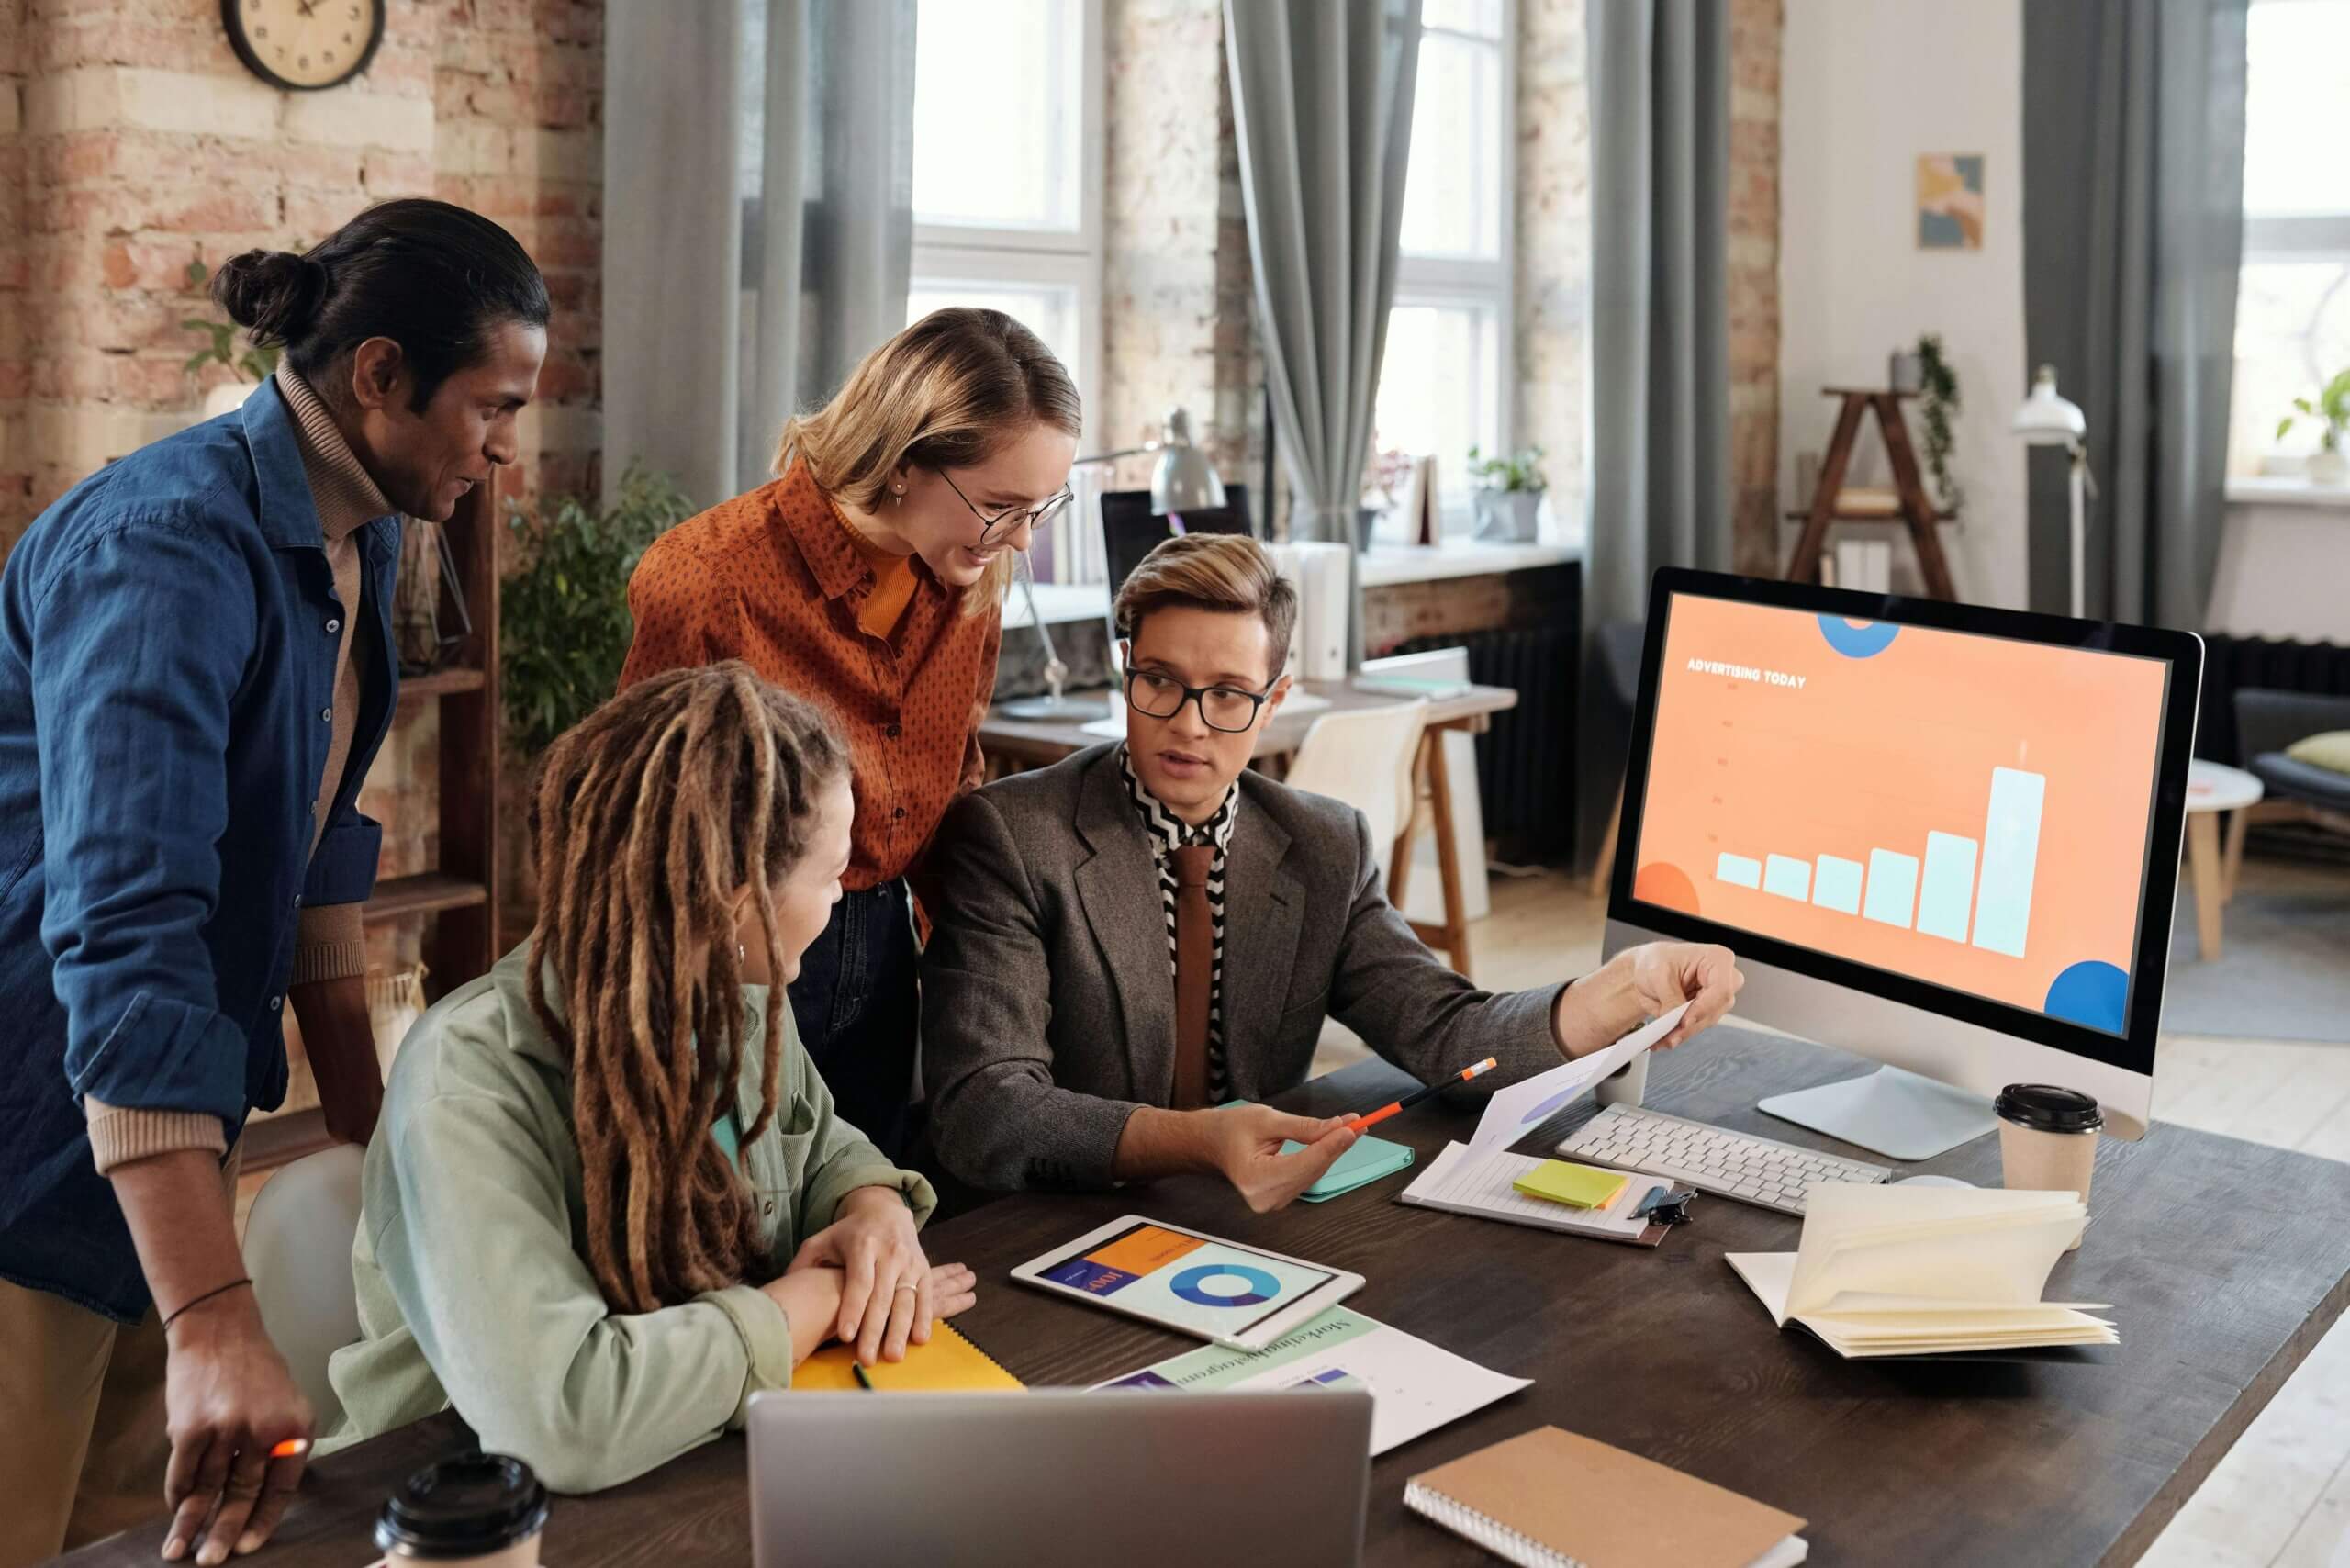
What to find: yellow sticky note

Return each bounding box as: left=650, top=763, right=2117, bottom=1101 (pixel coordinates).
left=1512, top=1159, right=1628, bottom=1210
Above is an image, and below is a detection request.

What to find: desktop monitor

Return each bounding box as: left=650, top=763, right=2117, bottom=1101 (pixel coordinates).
left=1101, top=484, right=1252, bottom=609
left=1602, top=568, right=2203, bottom=1159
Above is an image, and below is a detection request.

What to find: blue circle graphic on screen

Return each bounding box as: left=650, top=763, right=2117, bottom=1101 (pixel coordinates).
left=2044, top=960, right=2129, bottom=1034
left=1816, top=616, right=1900, bottom=658
left=1169, top=1263, right=1281, bottom=1308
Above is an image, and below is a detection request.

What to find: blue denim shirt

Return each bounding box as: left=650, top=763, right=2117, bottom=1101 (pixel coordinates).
left=0, top=382, right=400, bottom=1320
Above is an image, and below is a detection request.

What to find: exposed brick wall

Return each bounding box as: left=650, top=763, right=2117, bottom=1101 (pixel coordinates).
left=1516, top=0, right=1589, bottom=535
left=1, top=0, right=604, bottom=984
left=1100, top=0, right=1260, bottom=520
left=1727, top=0, right=1782, bottom=577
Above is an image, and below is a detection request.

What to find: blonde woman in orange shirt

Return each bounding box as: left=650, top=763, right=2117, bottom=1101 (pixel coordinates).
left=621, top=309, right=1080, bottom=1157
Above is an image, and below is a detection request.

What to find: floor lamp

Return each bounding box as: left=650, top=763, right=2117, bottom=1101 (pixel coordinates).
left=997, top=409, right=1226, bottom=721
left=2012, top=364, right=2090, bottom=618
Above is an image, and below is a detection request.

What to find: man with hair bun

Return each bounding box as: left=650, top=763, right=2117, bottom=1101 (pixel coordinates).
left=0, top=198, right=546, bottom=1567
left=922, top=532, right=1748, bottom=1211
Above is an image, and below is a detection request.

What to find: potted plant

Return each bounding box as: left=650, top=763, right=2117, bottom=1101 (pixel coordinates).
left=500, top=463, right=695, bottom=758
left=182, top=258, right=279, bottom=420
left=2277, top=368, right=2350, bottom=486
left=1465, top=443, right=1547, bottom=543
left=1914, top=333, right=1964, bottom=514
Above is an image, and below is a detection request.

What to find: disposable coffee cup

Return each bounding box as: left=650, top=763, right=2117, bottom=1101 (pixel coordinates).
left=1595, top=1047, right=1650, bottom=1109
left=375, top=1453, right=549, bottom=1567
left=1996, top=1083, right=2102, bottom=1251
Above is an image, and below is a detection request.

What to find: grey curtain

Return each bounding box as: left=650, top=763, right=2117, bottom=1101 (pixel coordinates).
left=1582, top=0, right=1729, bottom=864
left=1224, top=0, right=1422, bottom=574
left=604, top=0, right=914, bottom=510
left=2022, top=0, right=2247, bottom=629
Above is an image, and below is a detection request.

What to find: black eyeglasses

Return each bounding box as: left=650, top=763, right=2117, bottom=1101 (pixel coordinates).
left=936, top=469, right=1074, bottom=544
left=1123, top=665, right=1279, bottom=734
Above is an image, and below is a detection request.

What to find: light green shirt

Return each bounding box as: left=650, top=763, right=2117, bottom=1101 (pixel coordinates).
left=320, top=942, right=934, bottom=1491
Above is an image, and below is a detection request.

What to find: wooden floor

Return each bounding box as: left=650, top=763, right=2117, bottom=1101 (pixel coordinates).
left=1313, top=855, right=2350, bottom=1568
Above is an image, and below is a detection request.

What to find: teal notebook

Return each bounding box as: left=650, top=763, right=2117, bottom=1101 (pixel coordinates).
left=1221, top=1101, right=1417, bottom=1201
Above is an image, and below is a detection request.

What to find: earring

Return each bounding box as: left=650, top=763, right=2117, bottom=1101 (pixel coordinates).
left=737, top=943, right=746, bottom=962
left=892, top=486, right=904, bottom=506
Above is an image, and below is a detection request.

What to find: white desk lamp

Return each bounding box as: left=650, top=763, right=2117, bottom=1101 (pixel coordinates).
left=998, top=409, right=1225, bottom=721
left=2011, top=364, right=2091, bottom=618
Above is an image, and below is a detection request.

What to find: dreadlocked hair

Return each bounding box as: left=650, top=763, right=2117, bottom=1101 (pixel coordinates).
left=524, top=661, right=848, bottom=1314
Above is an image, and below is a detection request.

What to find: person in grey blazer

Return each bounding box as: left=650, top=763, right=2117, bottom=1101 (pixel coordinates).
left=922, top=532, right=1743, bottom=1210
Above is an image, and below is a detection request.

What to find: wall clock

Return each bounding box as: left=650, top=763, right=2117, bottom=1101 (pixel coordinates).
left=222, top=0, right=386, bottom=93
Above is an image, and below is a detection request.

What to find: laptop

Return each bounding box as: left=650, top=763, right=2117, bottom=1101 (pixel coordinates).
left=747, top=1387, right=1371, bottom=1567
left=1100, top=484, right=1253, bottom=609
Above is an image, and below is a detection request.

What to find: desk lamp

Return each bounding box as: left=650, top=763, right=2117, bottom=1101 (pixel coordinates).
left=998, top=409, right=1226, bottom=720
left=2011, top=364, right=2091, bottom=618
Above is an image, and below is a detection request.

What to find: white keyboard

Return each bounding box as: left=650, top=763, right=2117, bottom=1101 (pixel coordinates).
left=1555, top=1103, right=1893, bottom=1215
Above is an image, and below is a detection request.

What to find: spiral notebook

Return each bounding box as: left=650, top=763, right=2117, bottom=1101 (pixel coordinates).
left=1404, top=1427, right=1807, bottom=1568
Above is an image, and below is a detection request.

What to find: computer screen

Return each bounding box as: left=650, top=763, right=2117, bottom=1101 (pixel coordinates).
left=1630, top=587, right=2175, bottom=1040
left=1102, top=486, right=1252, bottom=604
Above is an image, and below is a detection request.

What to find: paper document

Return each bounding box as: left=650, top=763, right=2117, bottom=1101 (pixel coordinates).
left=1726, top=1183, right=2115, bottom=1359
left=1468, top=1002, right=1689, bottom=1157
left=1091, top=1306, right=1528, bottom=1455
left=1400, top=1142, right=1659, bottom=1243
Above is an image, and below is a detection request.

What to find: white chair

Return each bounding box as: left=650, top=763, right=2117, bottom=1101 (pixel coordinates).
left=241, top=1144, right=365, bottom=1429
left=1283, top=700, right=1430, bottom=888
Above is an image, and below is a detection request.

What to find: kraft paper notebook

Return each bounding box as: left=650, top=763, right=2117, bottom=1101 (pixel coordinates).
left=1404, top=1426, right=1807, bottom=1568
left=794, top=1323, right=1024, bottom=1392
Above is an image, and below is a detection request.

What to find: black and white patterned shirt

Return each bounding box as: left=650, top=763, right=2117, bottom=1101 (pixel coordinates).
left=1118, top=745, right=1239, bottom=1102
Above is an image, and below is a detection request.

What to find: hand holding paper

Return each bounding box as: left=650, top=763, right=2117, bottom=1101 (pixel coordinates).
left=1468, top=1002, right=1691, bottom=1158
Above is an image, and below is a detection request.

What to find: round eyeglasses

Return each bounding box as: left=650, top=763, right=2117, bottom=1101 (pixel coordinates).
left=1123, top=666, right=1277, bottom=734
left=937, top=468, right=1074, bottom=545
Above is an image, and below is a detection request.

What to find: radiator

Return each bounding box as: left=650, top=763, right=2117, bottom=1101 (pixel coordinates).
left=2195, top=634, right=2350, bottom=766
left=1395, top=622, right=1580, bottom=863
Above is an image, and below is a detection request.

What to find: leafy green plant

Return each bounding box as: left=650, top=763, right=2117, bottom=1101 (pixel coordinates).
left=1464, top=443, right=1549, bottom=492
left=1915, top=333, right=1963, bottom=514
left=181, top=259, right=281, bottom=383
left=500, top=463, right=696, bottom=758
left=2277, top=367, right=2350, bottom=453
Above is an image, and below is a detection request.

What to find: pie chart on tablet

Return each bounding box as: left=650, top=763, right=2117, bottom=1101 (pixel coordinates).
left=1169, top=1262, right=1281, bottom=1308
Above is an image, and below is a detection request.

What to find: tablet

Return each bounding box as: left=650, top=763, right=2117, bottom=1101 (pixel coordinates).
left=1009, top=1216, right=1364, bottom=1350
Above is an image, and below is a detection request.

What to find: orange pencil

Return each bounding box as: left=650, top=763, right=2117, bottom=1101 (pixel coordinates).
left=1345, top=1057, right=1499, bottom=1130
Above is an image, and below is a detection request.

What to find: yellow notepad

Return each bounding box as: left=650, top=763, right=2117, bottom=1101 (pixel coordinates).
left=792, top=1344, right=865, bottom=1390
left=1511, top=1159, right=1628, bottom=1210
left=795, top=1324, right=1024, bottom=1393
left=857, top=1323, right=1023, bottom=1391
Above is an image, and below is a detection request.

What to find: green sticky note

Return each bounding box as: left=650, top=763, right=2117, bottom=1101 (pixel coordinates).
left=1284, top=1132, right=1416, bottom=1200
left=1219, top=1100, right=1416, bottom=1200
left=1512, top=1159, right=1628, bottom=1209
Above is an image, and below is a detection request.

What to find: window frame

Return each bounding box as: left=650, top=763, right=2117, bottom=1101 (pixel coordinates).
left=909, top=0, right=1106, bottom=445
left=1390, top=0, right=1517, bottom=521
left=2232, top=0, right=2350, bottom=474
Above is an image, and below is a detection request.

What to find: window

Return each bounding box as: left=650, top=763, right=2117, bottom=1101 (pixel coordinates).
left=1371, top=0, right=1514, bottom=530
left=907, top=0, right=1103, bottom=442
left=2230, top=0, right=2350, bottom=476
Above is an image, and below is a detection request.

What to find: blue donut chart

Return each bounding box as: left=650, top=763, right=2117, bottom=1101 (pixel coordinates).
left=1169, top=1262, right=1282, bottom=1308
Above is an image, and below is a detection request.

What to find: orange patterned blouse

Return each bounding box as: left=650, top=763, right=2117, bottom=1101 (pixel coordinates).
left=618, top=459, right=1002, bottom=890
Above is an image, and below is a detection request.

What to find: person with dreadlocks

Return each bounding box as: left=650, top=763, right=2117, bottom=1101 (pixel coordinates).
left=318, top=664, right=973, bottom=1493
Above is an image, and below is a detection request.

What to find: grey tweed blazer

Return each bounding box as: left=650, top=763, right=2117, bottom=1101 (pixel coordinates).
left=920, top=744, right=1570, bottom=1192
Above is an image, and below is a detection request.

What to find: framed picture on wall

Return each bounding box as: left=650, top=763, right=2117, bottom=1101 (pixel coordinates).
left=1917, top=154, right=1986, bottom=250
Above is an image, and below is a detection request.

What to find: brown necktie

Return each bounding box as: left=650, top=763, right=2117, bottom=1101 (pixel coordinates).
left=1170, top=843, right=1215, bottom=1110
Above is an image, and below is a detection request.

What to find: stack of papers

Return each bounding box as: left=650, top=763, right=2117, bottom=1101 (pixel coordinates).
left=1726, top=1185, right=2115, bottom=1359
left=1092, top=1306, right=1528, bottom=1455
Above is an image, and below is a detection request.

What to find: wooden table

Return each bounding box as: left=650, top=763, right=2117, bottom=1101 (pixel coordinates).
left=63, top=1027, right=2350, bottom=1568
left=979, top=678, right=1518, bottom=976
left=2182, top=758, right=2266, bottom=960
